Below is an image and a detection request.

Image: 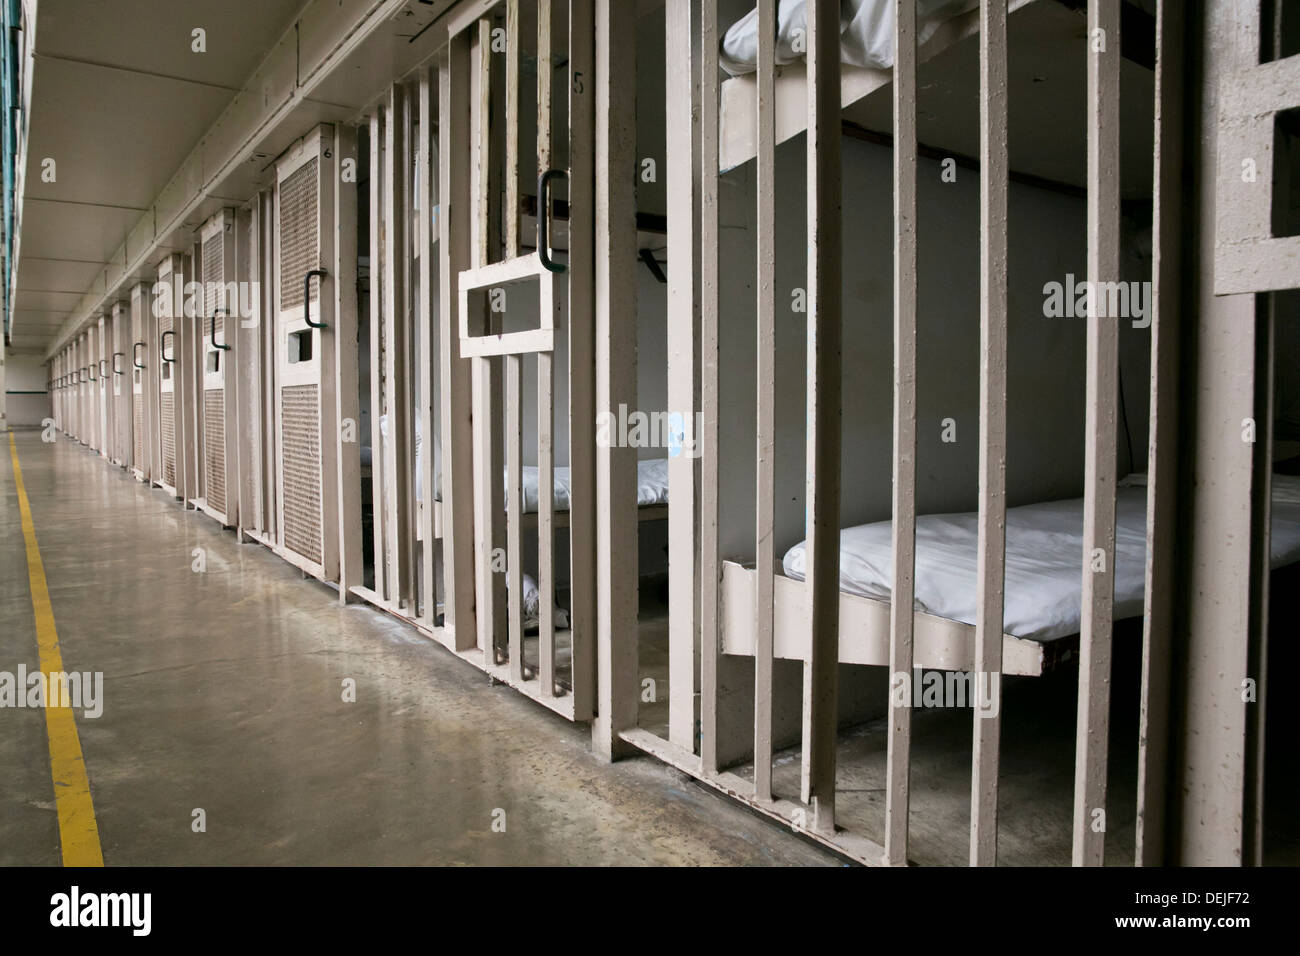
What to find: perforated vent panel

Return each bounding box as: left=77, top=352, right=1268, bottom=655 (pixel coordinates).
left=132, top=396, right=143, bottom=468
left=203, top=234, right=223, bottom=329
left=279, top=159, right=320, bottom=312
left=204, top=390, right=226, bottom=516
left=161, top=393, right=176, bottom=487
left=281, top=384, right=322, bottom=565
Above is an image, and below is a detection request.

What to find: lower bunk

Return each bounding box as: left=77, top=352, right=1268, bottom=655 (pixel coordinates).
left=722, top=473, right=1300, bottom=674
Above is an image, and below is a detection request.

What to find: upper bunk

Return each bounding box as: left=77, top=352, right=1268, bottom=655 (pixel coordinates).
left=717, top=0, right=1157, bottom=200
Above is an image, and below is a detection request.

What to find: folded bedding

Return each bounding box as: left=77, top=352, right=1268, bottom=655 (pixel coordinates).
left=720, top=0, right=972, bottom=76
left=782, top=474, right=1300, bottom=643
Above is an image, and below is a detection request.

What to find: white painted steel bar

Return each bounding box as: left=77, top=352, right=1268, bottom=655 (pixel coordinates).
left=800, top=0, right=843, bottom=835
left=569, top=0, right=597, bottom=720
left=439, top=36, right=478, bottom=650
left=884, top=0, right=918, bottom=867
left=1136, top=0, right=1182, bottom=866
left=369, top=108, right=387, bottom=602
left=418, top=70, right=437, bottom=625
left=1072, top=0, right=1121, bottom=868
left=593, top=0, right=640, bottom=758
left=507, top=351, right=525, bottom=680
left=699, top=0, right=721, bottom=776
left=384, top=83, right=413, bottom=609
left=537, top=0, right=558, bottom=696
left=754, top=0, right=777, bottom=804
left=506, top=0, right=521, bottom=259
left=970, top=0, right=1008, bottom=868
left=665, top=0, right=700, bottom=751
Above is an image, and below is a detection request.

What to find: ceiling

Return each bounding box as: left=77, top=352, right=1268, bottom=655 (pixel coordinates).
left=11, top=0, right=306, bottom=353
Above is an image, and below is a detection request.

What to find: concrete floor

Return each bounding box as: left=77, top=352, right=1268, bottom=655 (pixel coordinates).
left=1, top=427, right=840, bottom=866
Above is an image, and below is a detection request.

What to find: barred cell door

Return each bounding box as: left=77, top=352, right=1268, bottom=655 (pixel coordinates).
left=198, top=210, right=238, bottom=525
left=273, top=125, right=339, bottom=581
left=440, top=0, right=596, bottom=718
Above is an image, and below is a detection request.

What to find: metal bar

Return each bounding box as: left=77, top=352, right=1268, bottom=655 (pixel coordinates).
left=593, top=0, right=639, bottom=759
left=334, top=123, right=364, bottom=603
left=439, top=36, right=478, bottom=649
left=401, top=87, right=419, bottom=605
left=800, top=0, right=843, bottom=836
left=699, top=0, right=721, bottom=776
left=1136, top=0, right=1182, bottom=867
left=384, top=83, right=412, bottom=609
left=506, top=0, right=521, bottom=259
left=507, top=352, right=524, bottom=680
left=970, top=0, right=1008, bottom=869
left=568, top=0, right=597, bottom=720
left=418, top=69, right=437, bottom=625
left=1072, top=0, right=1121, bottom=867
left=470, top=22, right=500, bottom=663
left=884, top=0, right=918, bottom=867
left=664, top=0, right=699, bottom=753
left=753, top=0, right=777, bottom=804
left=537, top=0, right=559, bottom=696
left=1245, top=294, right=1274, bottom=865
left=369, top=108, right=387, bottom=602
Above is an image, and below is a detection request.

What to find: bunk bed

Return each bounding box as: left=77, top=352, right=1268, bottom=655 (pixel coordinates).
left=716, top=0, right=1153, bottom=195
left=722, top=474, right=1300, bottom=676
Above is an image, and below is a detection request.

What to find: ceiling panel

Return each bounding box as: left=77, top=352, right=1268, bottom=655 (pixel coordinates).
left=35, top=0, right=305, bottom=90
left=23, top=58, right=236, bottom=209
left=18, top=200, right=140, bottom=262
left=16, top=257, right=106, bottom=293
left=15, top=289, right=84, bottom=312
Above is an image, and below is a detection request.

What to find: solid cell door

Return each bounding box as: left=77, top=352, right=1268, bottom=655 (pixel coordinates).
left=198, top=211, right=238, bottom=525
left=273, top=125, right=339, bottom=581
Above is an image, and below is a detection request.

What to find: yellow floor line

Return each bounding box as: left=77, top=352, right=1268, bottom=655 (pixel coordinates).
left=8, top=433, right=104, bottom=867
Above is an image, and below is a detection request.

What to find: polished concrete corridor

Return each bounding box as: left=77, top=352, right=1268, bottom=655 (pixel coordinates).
left=0, top=427, right=836, bottom=866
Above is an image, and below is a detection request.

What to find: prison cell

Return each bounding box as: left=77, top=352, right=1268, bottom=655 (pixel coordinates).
left=25, top=0, right=1300, bottom=868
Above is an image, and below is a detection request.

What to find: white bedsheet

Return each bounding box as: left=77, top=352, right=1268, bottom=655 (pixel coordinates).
left=782, top=475, right=1300, bottom=643
left=433, top=458, right=671, bottom=513
left=720, top=0, right=972, bottom=77
left=511, top=458, right=671, bottom=513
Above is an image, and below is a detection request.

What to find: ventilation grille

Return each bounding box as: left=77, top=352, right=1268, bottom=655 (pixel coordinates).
left=279, top=158, right=319, bottom=312
left=161, top=393, right=176, bottom=487
left=132, top=396, right=143, bottom=468
left=204, top=390, right=226, bottom=516
left=281, top=384, right=322, bottom=565
left=203, top=233, right=223, bottom=331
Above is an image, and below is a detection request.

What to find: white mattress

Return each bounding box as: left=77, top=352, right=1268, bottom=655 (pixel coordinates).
left=720, top=0, right=972, bottom=77
left=433, top=458, right=671, bottom=514
left=782, top=474, right=1300, bottom=643
left=510, top=458, right=671, bottom=513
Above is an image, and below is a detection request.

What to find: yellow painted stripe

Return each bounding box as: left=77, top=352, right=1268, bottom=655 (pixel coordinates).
left=8, top=433, right=104, bottom=867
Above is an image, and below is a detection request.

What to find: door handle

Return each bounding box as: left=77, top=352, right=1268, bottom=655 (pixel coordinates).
left=133, top=343, right=146, bottom=369
left=538, top=169, right=568, bottom=274
left=304, top=269, right=328, bottom=328
left=211, top=309, right=231, bottom=350
left=161, top=330, right=175, bottom=363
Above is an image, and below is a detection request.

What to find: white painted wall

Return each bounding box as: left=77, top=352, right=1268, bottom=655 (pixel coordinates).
left=715, top=134, right=1152, bottom=563
left=3, top=350, right=51, bottom=427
